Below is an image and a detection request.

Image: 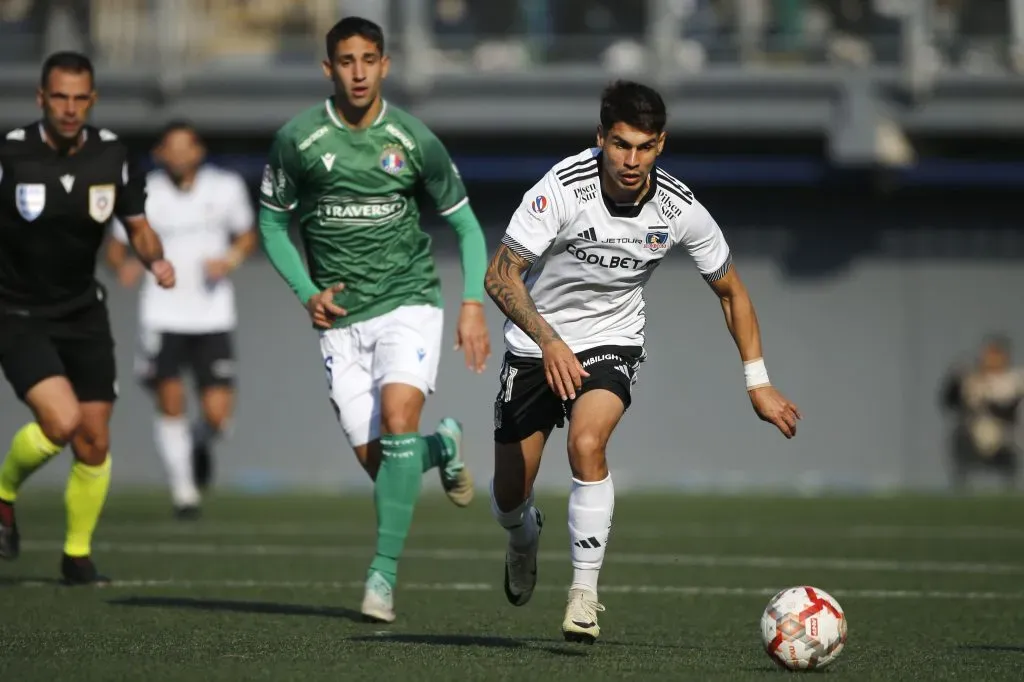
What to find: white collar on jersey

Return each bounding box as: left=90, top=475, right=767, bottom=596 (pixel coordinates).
left=324, top=97, right=388, bottom=130
left=38, top=122, right=88, bottom=147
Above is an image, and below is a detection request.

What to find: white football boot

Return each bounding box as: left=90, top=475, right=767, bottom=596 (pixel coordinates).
left=561, top=588, right=605, bottom=644
left=361, top=571, right=396, bottom=623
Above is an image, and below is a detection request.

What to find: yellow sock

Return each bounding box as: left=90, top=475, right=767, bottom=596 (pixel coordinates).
left=0, top=422, right=63, bottom=502
left=64, top=455, right=112, bottom=557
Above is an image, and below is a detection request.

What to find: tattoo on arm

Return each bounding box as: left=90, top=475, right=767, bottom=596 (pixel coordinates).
left=485, top=243, right=560, bottom=346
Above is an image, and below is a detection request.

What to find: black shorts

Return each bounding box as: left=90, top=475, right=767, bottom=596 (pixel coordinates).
left=136, top=330, right=236, bottom=390
left=493, top=344, right=644, bottom=444
left=0, top=301, right=117, bottom=403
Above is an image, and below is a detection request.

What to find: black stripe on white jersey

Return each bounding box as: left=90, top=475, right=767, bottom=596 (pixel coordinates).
left=556, top=157, right=597, bottom=180
left=655, top=170, right=694, bottom=204
left=560, top=169, right=599, bottom=187
left=501, top=234, right=539, bottom=263
left=702, top=253, right=733, bottom=283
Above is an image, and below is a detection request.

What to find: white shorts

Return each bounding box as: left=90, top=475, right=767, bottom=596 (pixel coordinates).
left=319, top=304, right=444, bottom=447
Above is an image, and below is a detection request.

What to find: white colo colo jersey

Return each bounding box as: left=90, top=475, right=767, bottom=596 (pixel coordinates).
left=500, top=148, right=732, bottom=357
left=112, top=165, right=254, bottom=333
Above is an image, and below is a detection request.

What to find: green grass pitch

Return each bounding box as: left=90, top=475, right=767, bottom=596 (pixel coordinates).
left=1, top=490, right=1023, bottom=681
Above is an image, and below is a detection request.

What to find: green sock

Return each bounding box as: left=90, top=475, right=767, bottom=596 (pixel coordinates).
left=0, top=422, right=63, bottom=502
left=422, top=434, right=447, bottom=473
left=369, top=433, right=426, bottom=587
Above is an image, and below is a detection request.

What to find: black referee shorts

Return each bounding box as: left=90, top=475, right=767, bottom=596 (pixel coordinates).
left=493, top=344, right=643, bottom=444
left=0, top=301, right=117, bottom=403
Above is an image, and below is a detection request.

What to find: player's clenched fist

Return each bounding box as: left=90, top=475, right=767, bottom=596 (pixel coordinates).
left=748, top=385, right=802, bottom=439
left=306, top=283, right=347, bottom=329
left=150, top=259, right=176, bottom=289
left=541, top=338, right=590, bottom=401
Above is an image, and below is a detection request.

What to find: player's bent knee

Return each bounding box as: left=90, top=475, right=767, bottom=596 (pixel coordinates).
left=379, top=384, right=426, bottom=435
left=568, top=432, right=610, bottom=482
left=72, top=429, right=109, bottom=465
left=38, top=410, right=81, bottom=446
left=380, top=412, right=419, bottom=436
left=568, top=430, right=606, bottom=461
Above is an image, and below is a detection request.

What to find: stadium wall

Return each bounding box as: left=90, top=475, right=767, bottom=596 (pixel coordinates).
left=3, top=196, right=1022, bottom=494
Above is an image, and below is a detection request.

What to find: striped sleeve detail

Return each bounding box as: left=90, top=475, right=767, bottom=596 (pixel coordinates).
left=438, top=196, right=469, bottom=217
left=702, top=252, right=733, bottom=283
left=501, top=234, right=539, bottom=263
left=260, top=199, right=297, bottom=213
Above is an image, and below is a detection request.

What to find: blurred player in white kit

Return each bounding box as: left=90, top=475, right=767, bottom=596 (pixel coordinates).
left=108, top=121, right=257, bottom=518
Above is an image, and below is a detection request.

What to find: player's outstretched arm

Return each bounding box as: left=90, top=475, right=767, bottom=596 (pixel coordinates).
left=707, top=264, right=801, bottom=438
left=121, top=215, right=175, bottom=289
left=485, top=243, right=588, bottom=400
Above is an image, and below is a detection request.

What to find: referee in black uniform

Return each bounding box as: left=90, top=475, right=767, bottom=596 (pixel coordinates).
left=0, top=52, right=176, bottom=584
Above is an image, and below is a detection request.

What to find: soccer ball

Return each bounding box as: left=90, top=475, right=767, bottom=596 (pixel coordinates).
left=760, top=586, right=847, bottom=670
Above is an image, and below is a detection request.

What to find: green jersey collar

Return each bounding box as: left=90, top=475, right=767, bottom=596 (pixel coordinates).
left=324, top=97, right=389, bottom=130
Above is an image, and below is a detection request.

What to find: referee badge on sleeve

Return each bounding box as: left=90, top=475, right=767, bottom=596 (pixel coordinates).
left=88, top=184, right=115, bottom=222
left=16, top=183, right=45, bottom=221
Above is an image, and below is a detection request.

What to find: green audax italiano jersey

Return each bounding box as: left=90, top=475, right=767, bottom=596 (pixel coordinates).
left=260, top=98, right=468, bottom=326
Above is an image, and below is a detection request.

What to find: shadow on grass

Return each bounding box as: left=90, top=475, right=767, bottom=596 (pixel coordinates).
left=959, top=644, right=1024, bottom=654
left=0, top=576, right=65, bottom=587
left=349, top=632, right=586, bottom=657
left=108, top=595, right=366, bottom=622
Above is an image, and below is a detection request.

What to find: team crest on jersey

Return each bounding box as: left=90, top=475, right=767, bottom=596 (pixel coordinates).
left=645, top=230, right=669, bottom=251
left=16, top=183, right=45, bottom=221
left=530, top=195, right=548, bottom=214
left=89, top=184, right=115, bottom=222
left=379, top=145, right=406, bottom=175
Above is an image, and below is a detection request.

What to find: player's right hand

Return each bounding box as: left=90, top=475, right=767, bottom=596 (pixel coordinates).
left=541, top=338, right=589, bottom=401
left=306, top=283, right=347, bottom=329
left=150, top=259, right=176, bottom=289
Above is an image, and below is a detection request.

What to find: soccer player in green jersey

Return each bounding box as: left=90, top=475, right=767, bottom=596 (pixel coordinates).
left=257, top=17, right=491, bottom=623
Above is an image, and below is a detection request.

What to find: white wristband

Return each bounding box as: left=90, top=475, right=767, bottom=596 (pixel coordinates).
left=744, top=358, right=770, bottom=390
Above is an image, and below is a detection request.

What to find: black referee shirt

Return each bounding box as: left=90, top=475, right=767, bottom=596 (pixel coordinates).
left=0, top=123, right=146, bottom=317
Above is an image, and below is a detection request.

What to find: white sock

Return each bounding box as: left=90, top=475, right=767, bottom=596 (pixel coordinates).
left=568, top=474, right=615, bottom=596
left=490, top=480, right=539, bottom=551
left=155, top=416, right=200, bottom=507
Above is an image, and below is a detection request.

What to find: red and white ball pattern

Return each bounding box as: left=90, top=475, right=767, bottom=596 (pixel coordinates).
left=761, top=586, right=848, bottom=670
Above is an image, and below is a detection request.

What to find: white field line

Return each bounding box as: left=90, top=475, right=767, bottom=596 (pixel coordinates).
left=22, top=521, right=1024, bottom=542
left=6, top=578, right=1024, bottom=601
left=16, top=540, right=1024, bottom=575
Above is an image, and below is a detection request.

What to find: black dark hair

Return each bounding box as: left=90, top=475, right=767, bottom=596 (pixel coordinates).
left=325, top=16, right=385, bottom=59
left=158, top=119, right=203, bottom=145
left=40, top=51, right=94, bottom=89
left=984, top=333, right=1012, bottom=354
left=599, top=80, right=667, bottom=135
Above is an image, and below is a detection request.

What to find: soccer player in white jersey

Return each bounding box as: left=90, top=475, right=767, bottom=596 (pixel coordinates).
left=484, top=81, right=802, bottom=644
left=107, top=121, right=257, bottom=517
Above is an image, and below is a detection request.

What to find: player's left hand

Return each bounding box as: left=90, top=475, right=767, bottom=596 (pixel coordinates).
left=150, top=259, right=176, bottom=289
left=748, top=386, right=801, bottom=438
left=455, top=301, right=491, bottom=373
